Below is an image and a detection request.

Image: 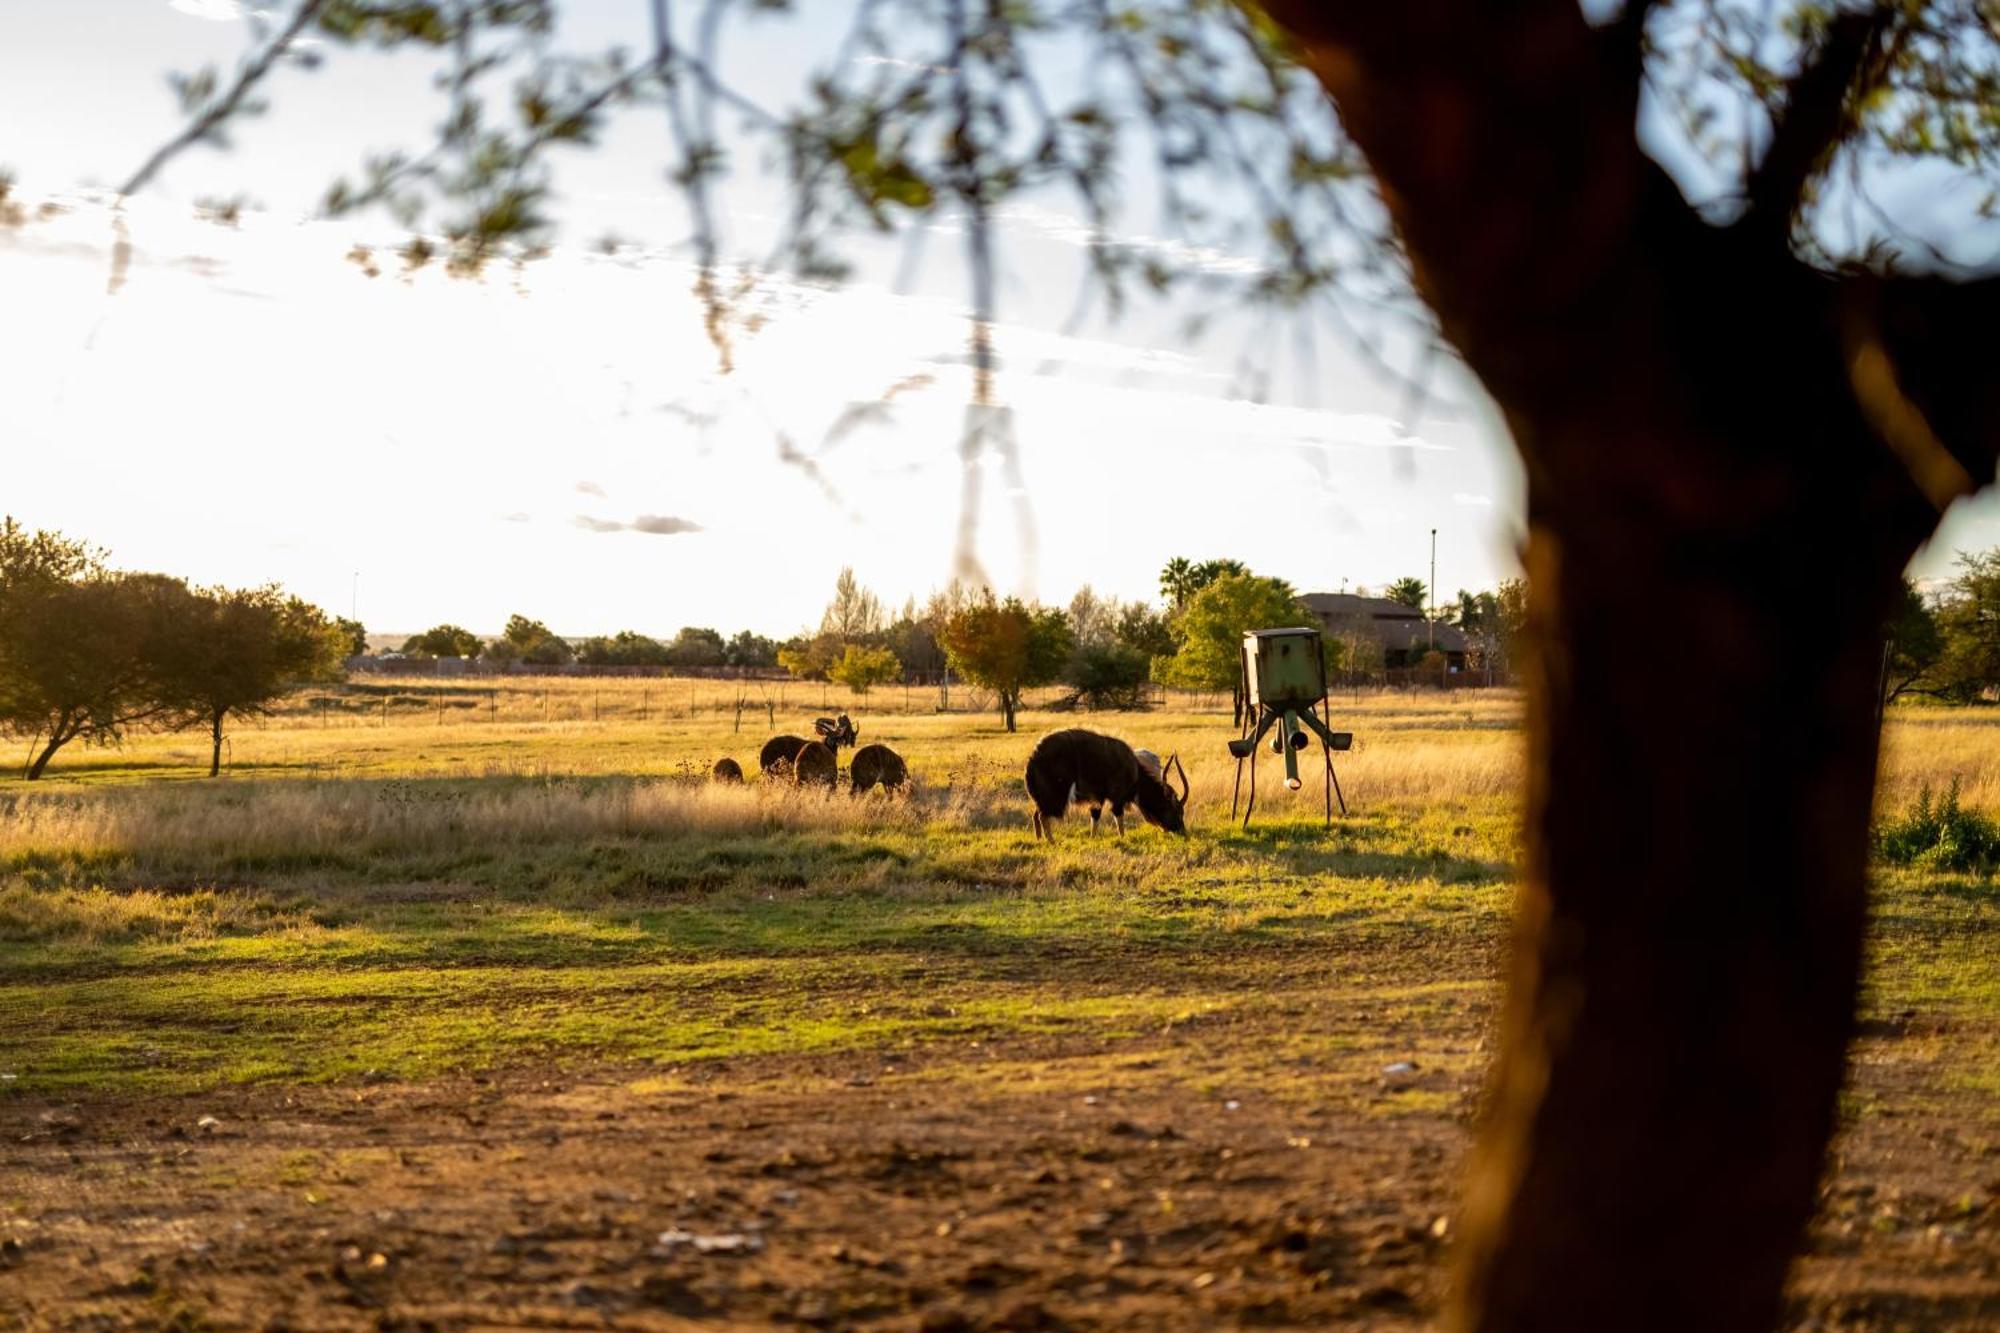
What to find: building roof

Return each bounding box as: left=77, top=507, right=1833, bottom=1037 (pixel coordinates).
left=1301, top=592, right=1470, bottom=654
left=1302, top=593, right=1425, bottom=621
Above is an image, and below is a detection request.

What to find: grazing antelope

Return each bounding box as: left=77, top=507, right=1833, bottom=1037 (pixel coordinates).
left=791, top=740, right=839, bottom=788
left=711, top=757, right=744, bottom=783
left=759, top=714, right=857, bottom=776
left=849, top=743, right=909, bottom=795
left=1024, top=729, right=1189, bottom=841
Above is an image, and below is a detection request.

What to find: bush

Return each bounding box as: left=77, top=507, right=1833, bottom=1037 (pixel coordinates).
left=1064, top=642, right=1150, bottom=709
left=1876, top=778, right=1999, bottom=873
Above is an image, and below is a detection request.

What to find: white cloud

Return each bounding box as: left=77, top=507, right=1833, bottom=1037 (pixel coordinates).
left=1452, top=492, right=1493, bottom=507
left=631, top=514, right=702, bottom=536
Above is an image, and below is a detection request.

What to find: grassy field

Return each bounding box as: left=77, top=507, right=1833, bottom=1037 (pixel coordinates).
left=0, top=679, right=1995, bottom=1328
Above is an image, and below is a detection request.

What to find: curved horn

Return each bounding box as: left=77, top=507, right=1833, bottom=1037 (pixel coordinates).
left=1168, top=753, right=1189, bottom=804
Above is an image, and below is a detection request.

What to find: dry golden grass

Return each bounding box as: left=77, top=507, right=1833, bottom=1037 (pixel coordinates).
left=3, top=676, right=1992, bottom=874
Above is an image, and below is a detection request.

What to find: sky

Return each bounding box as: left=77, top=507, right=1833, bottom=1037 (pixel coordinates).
left=1, top=1, right=1994, bottom=639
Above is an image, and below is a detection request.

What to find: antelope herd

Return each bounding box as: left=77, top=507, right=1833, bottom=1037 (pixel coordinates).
left=715, top=713, right=1190, bottom=838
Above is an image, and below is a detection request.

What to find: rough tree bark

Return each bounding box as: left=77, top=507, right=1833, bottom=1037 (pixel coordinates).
left=25, top=711, right=82, bottom=781
left=1259, top=3, right=2000, bottom=1328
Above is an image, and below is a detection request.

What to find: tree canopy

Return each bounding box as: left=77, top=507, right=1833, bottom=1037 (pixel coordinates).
left=1158, top=571, right=1323, bottom=694
left=938, top=593, right=1073, bottom=732
left=153, top=586, right=347, bottom=776
left=826, top=642, right=901, bottom=695
left=1383, top=577, right=1428, bottom=611
left=402, top=624, right=483, bottom=658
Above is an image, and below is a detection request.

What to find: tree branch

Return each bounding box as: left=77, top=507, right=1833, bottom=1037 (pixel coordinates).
left=1742, top=6, right=1895, bottom=249
left=1848, top=269, right=2000, bottom=508
left=120, top=0, right=330, bottom=198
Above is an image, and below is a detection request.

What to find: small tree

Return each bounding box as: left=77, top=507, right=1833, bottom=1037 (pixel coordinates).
left=156, top=586, right=346, bottom=777
left=827, top=643, right=900, bottom=696
left=401, top=624, right=482, bottom=658
left=1064, top=641, right=1151, bottom=710
left=939, top=593, right=1073, bottom=732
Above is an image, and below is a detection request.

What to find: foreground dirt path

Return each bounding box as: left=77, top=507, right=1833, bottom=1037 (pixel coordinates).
left=4, top=1022, right=1997, bottom=1331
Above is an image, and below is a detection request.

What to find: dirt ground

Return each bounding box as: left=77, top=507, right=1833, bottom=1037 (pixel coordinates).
left=5, top=1018, right=1997, bottom=1331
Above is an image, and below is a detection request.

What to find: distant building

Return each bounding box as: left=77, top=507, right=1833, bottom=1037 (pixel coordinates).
left=1301, top=592, right=1469, bottom=671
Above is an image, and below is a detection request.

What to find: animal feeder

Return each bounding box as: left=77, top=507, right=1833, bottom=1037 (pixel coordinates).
left=1228, top=628, right=1352, bottom=828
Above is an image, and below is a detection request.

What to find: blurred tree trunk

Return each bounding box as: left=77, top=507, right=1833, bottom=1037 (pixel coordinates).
left=209, top=707, right=226, bottom=778
left=1259, top=3, right=1998, bottom=1328
left=24, top=713, right=81, bottom=780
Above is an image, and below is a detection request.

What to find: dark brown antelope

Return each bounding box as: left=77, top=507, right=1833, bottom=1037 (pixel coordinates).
left=1024, top=729, right=1188, bottom=841
left=758, top=714, right=857, bottom=776
left=848, top=743, right=908, bottom=795
left=791, top=740, right=839, bottom=788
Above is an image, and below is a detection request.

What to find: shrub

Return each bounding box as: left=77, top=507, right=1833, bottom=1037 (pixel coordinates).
left=1877, top=778, right=1999, bottom=873
left=1064, top=642, right=1150, bottom=709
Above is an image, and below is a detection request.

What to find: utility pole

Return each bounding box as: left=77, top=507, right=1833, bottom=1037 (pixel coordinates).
left=1428, top=528, right=1437, bottom=652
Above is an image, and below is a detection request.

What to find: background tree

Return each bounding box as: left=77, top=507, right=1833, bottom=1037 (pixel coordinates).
left=827, top=643, right=900, bottom=696
left=1159, top=572, right=1329, bottom=724
left=1066, top=586, right=1121, bottom=649
left=500, top=614, right=574, bottom=666
left=938, top=594, right=1073, bottom=732
left=776, top=632, right=840, bottom=681
left=664, top=626, right=727, bottom=669
left=100, top=1, right=2000, bottom=1323
left=1114, top=603, right=1176, bottom=661
left=724, top=629, right=779, bottom=669
left=1881, top=576, right=1944, bottom=705
left=0, top=568, right=187, bottom=780
left=401, top=624, right=482, bottom=659
left=1384, top=577, right=1429, bottom=611
left=883, top=600, right=946, bottom=680
left=333, top=617, right=367, bottom=656
left=819, top=568, right=886, bottom=643
left=576, top=630, right=669, bottom=668
left=1062, top=641, right=1152, bottom=710
left=155, top=586, right=346, bottom=777
left=1158, top=558, right=1198, bottom=612
left=1935, top=551, right=2000, bottom=703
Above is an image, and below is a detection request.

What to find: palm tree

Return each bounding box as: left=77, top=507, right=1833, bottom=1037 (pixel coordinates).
left=1159, top=557, right=1196, bottom=611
